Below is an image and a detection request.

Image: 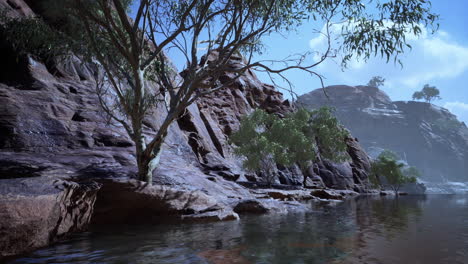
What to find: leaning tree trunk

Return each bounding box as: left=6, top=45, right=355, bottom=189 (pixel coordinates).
left=136, top=134, right=166, bottom=184
left=136, top=148, right=162, bottom=184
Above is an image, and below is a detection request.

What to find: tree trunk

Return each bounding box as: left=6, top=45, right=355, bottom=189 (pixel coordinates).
left=303, top=160, right=318, bottom=188
left=301, top=164, right=309, bottom=188
left=136, top=136, right=165, bottom=184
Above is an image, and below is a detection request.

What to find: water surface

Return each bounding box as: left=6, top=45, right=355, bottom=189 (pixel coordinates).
left=8, top=195, right=468, bottom=264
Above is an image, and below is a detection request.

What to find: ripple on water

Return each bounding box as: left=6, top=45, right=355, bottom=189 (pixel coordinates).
left=6, top=194, right=468, bottom=264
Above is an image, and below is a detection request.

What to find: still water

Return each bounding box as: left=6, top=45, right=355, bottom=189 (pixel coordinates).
left=8, top=195, right=468, bottom=264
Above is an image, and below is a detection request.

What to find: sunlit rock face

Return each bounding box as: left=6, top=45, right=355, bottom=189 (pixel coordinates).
left=0, top=1, right=372, bottom=192
left=298, top=85, right=468, bottom=182
left=0, top=0, right=373, bottom=257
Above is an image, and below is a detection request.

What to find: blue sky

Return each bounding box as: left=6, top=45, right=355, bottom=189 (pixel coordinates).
left=251, top=0, right=468, bottom=123
left=132, top=1, right=468, bottom=123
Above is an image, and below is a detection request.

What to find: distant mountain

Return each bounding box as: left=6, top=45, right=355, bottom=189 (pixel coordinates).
left=298, top=85, right=468, bottom=182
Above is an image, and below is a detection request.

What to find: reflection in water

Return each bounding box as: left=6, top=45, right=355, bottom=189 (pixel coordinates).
left=7, top=195, right=468, bottom=264
left=197, top=247, right=250, bottom=264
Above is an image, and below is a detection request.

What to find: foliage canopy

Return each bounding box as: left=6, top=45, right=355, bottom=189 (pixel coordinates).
left=230, top=107, right=349, bottom=185
left=367, top=76, right=385, bottom=88
left=412, top=84, right=441, bottom=103
left=370, top=150, right=418, bottom=195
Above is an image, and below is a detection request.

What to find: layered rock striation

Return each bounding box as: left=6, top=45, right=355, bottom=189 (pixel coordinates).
left=0, top=0, right=372, bottom=258
left=298, top=85, right=468, bottom=182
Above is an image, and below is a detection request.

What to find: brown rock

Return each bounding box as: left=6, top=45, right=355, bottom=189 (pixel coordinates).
left=90, top=179, right=239, bottom=224
left=181, top=210, right=239, bottom=222
left=233, top=199, right=269, bottom=214
left=198, top=247, right=251, bottom=264
left=0, top=178, right=101, bottom=259
left=311, top=136, right=372, bottom=192
left=311, top=189, right=345, bottom=200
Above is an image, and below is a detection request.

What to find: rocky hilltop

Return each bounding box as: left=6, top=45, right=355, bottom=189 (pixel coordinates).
left=298, top=85, right=468, bottom=182
left=0, top=0, right=371, bottom=259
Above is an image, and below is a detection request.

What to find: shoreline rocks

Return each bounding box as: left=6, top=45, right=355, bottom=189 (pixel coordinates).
left=0, top=0, right=373, bottom=260
left=0, top=178, right=101, bottom=259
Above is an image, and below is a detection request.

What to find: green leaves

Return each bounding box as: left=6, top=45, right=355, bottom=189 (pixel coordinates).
left=335, top=0, right=439, bottom=68
left=370, top=150, right=421, bottom=192
left=367, top=76, right=385, bottom=88
left=0, top=11, right=69, bottom=62
left=230, top=109, right=313, bottom=172
left=230, top=107, right=349, bottom=179
left=308, top=107, right=350, bottom=162
left=412, top=83, right=441, bottom=102
left=412, top=91, right=424, bottom=101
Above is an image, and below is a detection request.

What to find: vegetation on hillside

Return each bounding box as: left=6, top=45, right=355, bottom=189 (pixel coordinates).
left=0, top=0, right=439, bottom=184
left=369, top=150, right=419, bottom=195
left=431, top=118, right=465, bottom=133
left=367, top=76, right=385, bottom=88
left=230, top=107, right=349, bottom=186
left=412, top=84, right=441, bottom=103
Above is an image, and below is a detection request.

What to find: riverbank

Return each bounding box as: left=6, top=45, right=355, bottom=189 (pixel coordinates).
left=0, top=173, right=367, bottom=260
left=5, top=194, right=467, bottom=264
left=0, top=1, right=372, bottom=260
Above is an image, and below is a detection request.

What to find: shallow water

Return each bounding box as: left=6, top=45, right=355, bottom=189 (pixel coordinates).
left=422, top=180, right=468, bottom=194
left=7, top=195, right=468, bottom=264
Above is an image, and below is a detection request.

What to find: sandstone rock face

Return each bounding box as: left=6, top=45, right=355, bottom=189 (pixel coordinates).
left=91, top=178, right=239, bottom=224
left=0, top=178, right=101, bottom=258
left=0, top=1, right=372, bottom=258
left=0, top=0, right=371, bottom=192
left=177, top=53, right=371, bottom=190
left=311, top=136, right=371, bottom=192
left=298, top=85, right=468, bottom=182
left=176, top=51, right=295, bottom=183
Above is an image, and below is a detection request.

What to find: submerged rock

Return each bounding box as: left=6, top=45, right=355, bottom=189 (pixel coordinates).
left=233, top=199, right=270, bottom=214
left=311, top=189, right=358, bottom=200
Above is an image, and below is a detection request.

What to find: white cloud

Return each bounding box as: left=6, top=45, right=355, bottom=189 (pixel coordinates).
left=444, top=102, right=468, bottom=124
left=307, top=24, right=468, bottom=103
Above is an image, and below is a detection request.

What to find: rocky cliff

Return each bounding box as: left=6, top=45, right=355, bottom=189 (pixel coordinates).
left=298, top=85, right=468, bottom=182
left=0, top=0, right=371, bottom=258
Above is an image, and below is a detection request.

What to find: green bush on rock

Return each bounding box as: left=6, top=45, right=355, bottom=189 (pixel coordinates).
left=370, top=150, right=419, bottom=195
left=230, top=107, right=349, bottom=186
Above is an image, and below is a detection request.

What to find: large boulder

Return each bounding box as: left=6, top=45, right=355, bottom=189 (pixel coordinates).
left=233, top=199, right=269, bottom=214
left=0, top=178, right=101, bottom=258
left=90, top=178, right=239, bottom=224
left=310, top=136, right=371, bottom=192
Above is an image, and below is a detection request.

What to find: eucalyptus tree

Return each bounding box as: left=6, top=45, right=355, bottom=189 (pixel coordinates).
left=412, top=84, right=441, bottom=103
left=370, top=150, right=418, bottom=195
left=367, top=76, right=385, bottom=88
left=230, top=109, right=316, bottom=186
left=0, top=0, right=438, bottom=184
left=308, top=107, right=349, bottom=162
left=230, top=107, right=349, bottom=186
